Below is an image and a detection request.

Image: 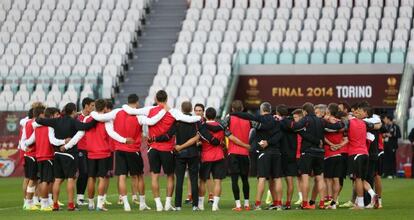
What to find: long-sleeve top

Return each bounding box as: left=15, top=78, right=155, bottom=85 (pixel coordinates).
left=219, top=114, right=253, bottom=156
left=289, top=113, right=343, bottom=156
left=154, top=118, right=220, bottom=158
left=384, top=122, right=401, bottom=150
left=36, top=115, right=97, bottom=154
left=229, top=112, right=282, bottom=154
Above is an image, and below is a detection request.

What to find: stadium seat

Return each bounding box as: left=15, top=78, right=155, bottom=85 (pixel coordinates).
left=358, top=51, right=373, bottom=64
left=235, top=52, right=247, bottom=65
left=248, top=52, right=262, bottom=64
left=374, top=51, right=389, bottom=64
left=295, top=52, right=309, bottom=64
left=390, top=51, right=405, bottom=63
left=326, top=52, right=341, bottom=64
left=310, top=52, right=325, bottom=64
left=263, top=52, right=278, bottom=64
left=279, top=52, right=294, bottom=64
left=342, top=51, right=357, bottom=64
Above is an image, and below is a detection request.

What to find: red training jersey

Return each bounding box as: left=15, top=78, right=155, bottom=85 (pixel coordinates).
left=201, top=121, right=225, bottom=162
left=24, top=119, right=36, bottom=157
left=347, top=118, right=368, bottom=156
left=296, top=134, right=302, bottom=159
left=35, top=126, right=54, bottom=161
left=77, top=113, right=89, bottom=151
left=113, top=110, right=142, bottom=152
left=87, top=122, right=111, bottom=159
left=324, top=131, right=343, bottom=158
left=148, top=105, right=175, bottom=152
left=227, top=116, right=250, bottom=156
left=378, top=134, right=384, bottom=151
left=82, top=116, right=94, bottom=150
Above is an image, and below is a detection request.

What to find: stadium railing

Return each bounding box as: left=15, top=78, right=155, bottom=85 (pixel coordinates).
left=396, top=63, right=413, bottom=138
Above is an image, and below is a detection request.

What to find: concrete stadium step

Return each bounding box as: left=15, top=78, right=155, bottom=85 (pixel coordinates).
left=115, top=0, right=186, bottom=106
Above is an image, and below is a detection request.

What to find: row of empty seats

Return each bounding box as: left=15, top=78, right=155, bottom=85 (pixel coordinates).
left=241, top=49, right=406, bottom=64
left=0, top=83, right=94, bottom=111
left=0, top=0, right=152, bottom=111
left=189, top=0, right=412, bottom=9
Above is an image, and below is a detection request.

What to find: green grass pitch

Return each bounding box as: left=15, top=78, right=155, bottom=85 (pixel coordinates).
left=0, top=177, right=413, bottom=220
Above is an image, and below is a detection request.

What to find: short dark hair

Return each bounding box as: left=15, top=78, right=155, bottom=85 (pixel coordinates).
left=383, top=114, right=394, bottom=121
left=358, top=101, right=371, bottom=113
left=194, top=103, right=205, bottom=112
left=28, top=108, right=34, bottom=119
left=292, top=109, right=303, bottom=116
left=181, top=101, right=192, bottom=113
left=156, top=90, right=168, bottom=103
left=351, top=102, right=359, bottom=111
left=95, top=99, right=107, bottom=112
left=105, top=99, right=113, bottom=110
left=327, top=103, right=339, bottom=117
left=44, top=107, right=59, bottom=118
left=302, top=102, right=315, bottom=114
left=338, top=101, right=351, bottom=113
left=33, top=105, right=46, bottom=118
left=231, top=100, right=244, bottom=112
left=82, top=97, right=95, bottom=109
left=63, top=103, right=77, bottom=115
left=276, top=104, right=289, bottom=116
left=205, top=107, right=217, bottom=120
left=127, top=94, right=139, bottom=104
left=335, top=111, right=348, bottom=119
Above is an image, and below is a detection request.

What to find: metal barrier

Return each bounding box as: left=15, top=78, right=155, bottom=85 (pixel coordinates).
left=395, top=64, right=413, bottom=138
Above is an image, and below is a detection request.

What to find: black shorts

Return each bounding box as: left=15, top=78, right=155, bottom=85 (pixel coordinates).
left=366, top=159, right=377, bottom=181
left=148, top=148, right=175, bottom=175
left=348, top=154, right=369, bottom=180
left=199, top=159, right=226, bottom=181
left=324, top=155, right=343, bottom=178
left=54, top=152, right=78, bottom=179
left=24, top=156, right=38, bottom=180
left=376, top=151, right=384, bottom=176
left=37, top=160, right=54, bottom=183
left=256, top=152, right=282, bottom=179
left=298, top=153, right=324, bottom=176
left=77, top=150, right=88, bottom=176
left=114, top=150, right=144, bottom=176
left=340, top=154, right=348, bottom=178
left=227, top=154, right=250, bottom=175
left=88, top=157, right=111, bottom=178
left=282, top=157, right=298, bottom=177
left=106, top=153, right=114, bottom=178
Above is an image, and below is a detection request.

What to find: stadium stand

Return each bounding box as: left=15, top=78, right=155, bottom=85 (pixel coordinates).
left=146, top=0, right=414, bottom=112
left=1, top=0, right=414, bottom=113
left=0, top=0, right=151, bottom=110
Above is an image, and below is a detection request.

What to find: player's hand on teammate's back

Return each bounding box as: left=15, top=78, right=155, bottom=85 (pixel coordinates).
left=258, top=140, right=268, bottom=148
left=125, top=137, right=135, bottom=144
left=175, top=145, right=183, bottom=152
left=59, top=146, right=66, bottom=152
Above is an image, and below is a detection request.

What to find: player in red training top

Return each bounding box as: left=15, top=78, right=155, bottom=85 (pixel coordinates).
left=132, top=90, right=201, bottom=211
left=198, top=107, right=226, bottom=211
left=25, top=107, right=67, bottom=211
left=75, top=98, right=95, bottom=206
left=347, top=102, right=379, bottom=209
left=323, top=104, right=349, bottom=209
left=21, top=105, right=46, bottom=210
